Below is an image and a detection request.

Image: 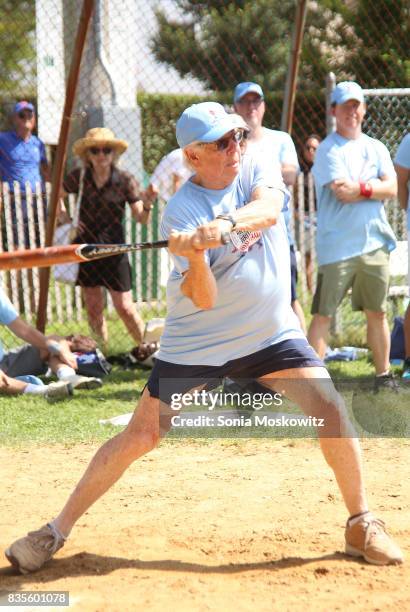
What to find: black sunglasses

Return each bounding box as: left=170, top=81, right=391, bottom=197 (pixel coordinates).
left=200, top=130, right=245, bottom=152
left=89, top=147, right=113, bottom=155
left=18, top=111, right=34, bottom=119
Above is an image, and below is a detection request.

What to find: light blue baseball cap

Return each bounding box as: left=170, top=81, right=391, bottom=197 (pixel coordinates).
left=331, top=81, right=364, bottom=105
left=176, top=102, right=247, bottom=148
left=233, top=82, right=264, bottom=103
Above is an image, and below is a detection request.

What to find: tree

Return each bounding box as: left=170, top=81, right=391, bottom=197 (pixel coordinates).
left=302, top=0, right=409, bottom=88
left=0, top=1, right=36, bottom=95
left=152, top=0, right=409, bottom=92
left=151, top=0, right=295, bottom=92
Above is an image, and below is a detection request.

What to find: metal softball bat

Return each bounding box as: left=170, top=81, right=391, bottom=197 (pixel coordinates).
left=0, top=241, right=169, bottom=271
left=0, top=231, right=253, bottom=271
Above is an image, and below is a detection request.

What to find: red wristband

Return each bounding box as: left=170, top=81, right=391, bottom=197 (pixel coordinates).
left=359, top=181, right=373, bottom=198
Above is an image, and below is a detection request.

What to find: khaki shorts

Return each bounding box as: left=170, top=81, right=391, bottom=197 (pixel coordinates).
left=311, top=247, right=390, bottom=316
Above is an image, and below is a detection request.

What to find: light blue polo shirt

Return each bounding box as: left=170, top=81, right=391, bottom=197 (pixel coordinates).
left=0, top=287, right=18, bottom=362
left=394, top=133, right=410, bottom=232
left=0, top=131, right=47, bottom=195
left=157, top=155, right=303, bottom=366
left=312, top=132, right=397, bottom=266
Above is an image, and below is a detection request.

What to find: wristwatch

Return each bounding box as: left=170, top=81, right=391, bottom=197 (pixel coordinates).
left=215, top=213, right=237, bottom=229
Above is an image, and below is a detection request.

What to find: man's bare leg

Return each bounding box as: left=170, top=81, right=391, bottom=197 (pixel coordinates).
left=53, top=388, right=160, bottom=537
left=0, top=372, right=27, bottom=395
left=308, top=315, right=331, bottom=360
left=259, top=367, right=368, bottom=515
left=365, top=309, right=390, bottom=375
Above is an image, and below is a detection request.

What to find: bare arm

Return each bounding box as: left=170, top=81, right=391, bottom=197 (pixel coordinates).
left=331, top=174, right=397, bottom=203
left=281, top=164, right=298, bottom=187
left=227, top=185, right=285, bottom=232
left=394, top=164, right=410, bottom=210
left=168, top=231, right=217, bottom=310
left=130, top=184, right=158, bottom=225
left=40, top=160, right=51, bottom=183
left=8, top=318, right=77, bottom=368
left=167, top=186, right=284, bottom=310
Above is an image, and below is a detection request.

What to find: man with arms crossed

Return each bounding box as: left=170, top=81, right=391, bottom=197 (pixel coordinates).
left=5, top=103, right=403, bottom=573
left=307, top=82, right=398, bottom=390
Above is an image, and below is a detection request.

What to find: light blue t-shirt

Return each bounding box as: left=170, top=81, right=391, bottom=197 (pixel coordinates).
left=312, top=132, right=397, bottom=266
left=158, top=155, right=303, bottom=366
left=246, top=128, right=300, bottom=246
left=394, top=133, right=410, bottom=232
left=0, top=287, right=18, bottom=362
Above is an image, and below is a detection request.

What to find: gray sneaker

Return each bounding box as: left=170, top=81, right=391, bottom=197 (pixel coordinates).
left=5, top=523, right=65, bottom=574
left=65, top=374, right=103, bottom=390
left=45, top=381, right=73, bottom=403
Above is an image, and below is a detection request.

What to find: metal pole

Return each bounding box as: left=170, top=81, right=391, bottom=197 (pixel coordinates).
left=326, top=71, right=336, bottom=134
left=36, top=0, right=95, bottom=332
left=281, top=0, right=308, bottom=134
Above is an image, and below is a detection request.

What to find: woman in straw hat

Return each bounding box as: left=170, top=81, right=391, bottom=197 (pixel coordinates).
left=60, top=127, right=156, bottom=354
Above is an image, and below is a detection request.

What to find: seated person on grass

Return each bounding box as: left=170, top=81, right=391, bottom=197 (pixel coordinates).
left=0, top=286, right=102, bottom=401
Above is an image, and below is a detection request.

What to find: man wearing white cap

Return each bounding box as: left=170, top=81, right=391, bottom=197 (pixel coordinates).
left=233, top=82, right=306, bottom=332
left=5, top=102, right=403, bottom=574
left=307, top=81, right=398, bottom=391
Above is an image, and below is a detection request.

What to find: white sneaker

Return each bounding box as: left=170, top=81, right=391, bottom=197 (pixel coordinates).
left=64, top=374, right=103, bottom=390
left=143, top=318, right=165, bottom=343
left=45, top=381, right=73, bottom=403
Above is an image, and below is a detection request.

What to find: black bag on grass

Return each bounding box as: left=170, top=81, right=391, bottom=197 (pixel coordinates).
left=75, top=348, right=112, bottom=378
left=389, top=316, right=405, bottom=361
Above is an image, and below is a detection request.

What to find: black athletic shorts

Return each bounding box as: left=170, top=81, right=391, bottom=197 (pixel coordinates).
left=147, top=338, right=323, bottom=405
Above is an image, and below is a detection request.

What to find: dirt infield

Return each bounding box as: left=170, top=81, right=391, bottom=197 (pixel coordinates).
left=0, top=438, right=409, bottom=611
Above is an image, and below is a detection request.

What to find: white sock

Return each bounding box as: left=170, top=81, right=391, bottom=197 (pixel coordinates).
left=49, top=520, right=68, bottom=540
left=376, top=370, right=390, bottom=377
left=56, top=366, right=76, bottom=380
left=23, top=384, right=48, bottom=395
left=348, top=511, right=372, bottom=527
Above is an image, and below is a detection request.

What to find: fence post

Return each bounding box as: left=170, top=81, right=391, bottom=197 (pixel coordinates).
left=36, top=0, right=95, bottom=332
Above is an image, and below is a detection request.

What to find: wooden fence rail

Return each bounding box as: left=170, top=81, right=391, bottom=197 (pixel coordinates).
left=0, top=177, right=407, bottom=324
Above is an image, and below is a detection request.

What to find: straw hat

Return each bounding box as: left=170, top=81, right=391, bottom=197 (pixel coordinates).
left=73, top=127, right=128, bottom=158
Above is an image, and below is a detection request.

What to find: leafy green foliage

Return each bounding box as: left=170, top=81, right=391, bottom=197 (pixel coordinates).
left=302, top=0, right=409, bottom=87
left=139, top=91, right=325, bottom=174
left=0, top=1, right=36, bottom=96
left=152, top=0, right=294, bottom=92
left=153, top=0, right=409, bottom=92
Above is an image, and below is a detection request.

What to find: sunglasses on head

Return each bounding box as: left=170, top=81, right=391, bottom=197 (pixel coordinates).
left=200, top=130, right=246, bottom=152
left=89, top=147, right=113, bottom=155
left=18, top=111, right=34, bottom=119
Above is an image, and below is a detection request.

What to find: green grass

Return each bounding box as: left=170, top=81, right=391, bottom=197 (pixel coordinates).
left=0, top=366, right=148, bottom=447
left=1, top=356, right=408, bottom=447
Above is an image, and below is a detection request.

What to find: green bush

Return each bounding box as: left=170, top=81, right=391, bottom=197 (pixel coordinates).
left=138, top=90, right=327, bottom=175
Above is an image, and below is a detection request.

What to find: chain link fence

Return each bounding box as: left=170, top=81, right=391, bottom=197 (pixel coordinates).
left=0, top=0, right=409, bottom=356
